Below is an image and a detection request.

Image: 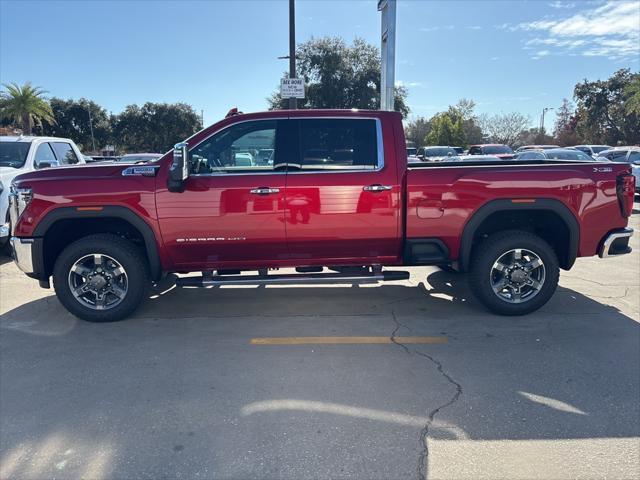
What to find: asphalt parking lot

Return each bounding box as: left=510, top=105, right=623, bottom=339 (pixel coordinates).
left=1, top=202, right=639, bottom=480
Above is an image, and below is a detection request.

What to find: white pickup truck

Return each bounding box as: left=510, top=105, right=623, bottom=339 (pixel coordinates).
left=0, top=136, right=85, bottom=248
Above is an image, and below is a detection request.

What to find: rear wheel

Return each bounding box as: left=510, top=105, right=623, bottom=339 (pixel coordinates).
left=53, top=234, right=150, bottom=322
left=469, top=230, right=559, bottom=315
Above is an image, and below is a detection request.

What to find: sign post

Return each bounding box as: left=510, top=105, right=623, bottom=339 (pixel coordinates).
left=378, top=0, right=396, bottom=111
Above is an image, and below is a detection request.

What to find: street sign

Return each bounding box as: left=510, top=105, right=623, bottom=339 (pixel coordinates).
left=280, top=78, right=305, bottom=99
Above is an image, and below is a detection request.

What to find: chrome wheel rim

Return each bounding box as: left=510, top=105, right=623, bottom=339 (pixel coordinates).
left=489, top=248, right=546, bottom=304
left=68, top=254, right=128, bottom=310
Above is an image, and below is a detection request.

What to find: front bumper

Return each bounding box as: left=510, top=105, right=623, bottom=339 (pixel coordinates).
left=10, top=237, right=35, bottom=274
left=598, top=228, right=634, bottom=258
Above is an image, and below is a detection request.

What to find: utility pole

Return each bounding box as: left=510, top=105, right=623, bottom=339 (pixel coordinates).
left=378, top=0, right=396, bottom=111
left=540, top=107, right=553, bottom=136
left=288, top=0, right=297, bottom=109
left=87, top=106, right=96, bottom=153
left=201, top=109, right=204, bottom=127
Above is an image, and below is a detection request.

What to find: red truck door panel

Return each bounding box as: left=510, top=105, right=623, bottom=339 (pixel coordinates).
left=156, top=120, right=287, bottom=267
left=284, top=118, right=400, bottom=263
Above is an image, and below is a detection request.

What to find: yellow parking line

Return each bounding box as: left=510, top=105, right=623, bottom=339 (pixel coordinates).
left=250, top=336, right=448, bottom=345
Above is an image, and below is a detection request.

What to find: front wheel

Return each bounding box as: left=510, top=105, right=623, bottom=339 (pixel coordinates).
left=469, top=230, right=559, bottom=316
left=53, top=234, right=150, bottom=322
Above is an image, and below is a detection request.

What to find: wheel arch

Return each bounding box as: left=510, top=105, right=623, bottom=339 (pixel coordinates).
left=458, top=198, right=580, bottom=272
left=33, top=206, right=162, bottom=281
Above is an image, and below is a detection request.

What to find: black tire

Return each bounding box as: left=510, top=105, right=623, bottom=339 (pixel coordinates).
left=469, top=230, right=559, bottom=316
left=53, top=234, right=150, bottom=322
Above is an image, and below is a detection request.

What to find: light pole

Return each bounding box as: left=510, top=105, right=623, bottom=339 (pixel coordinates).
left=540, top=107, right=553, bottom=136
left=378, top=0, right=396, bottom=111
left=87, top=106, right=96, bottom=153
left=288, top=0, right=297, bottom=109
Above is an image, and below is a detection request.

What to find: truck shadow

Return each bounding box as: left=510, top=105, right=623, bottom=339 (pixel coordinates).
left=1, top=269, right=638, bottom=478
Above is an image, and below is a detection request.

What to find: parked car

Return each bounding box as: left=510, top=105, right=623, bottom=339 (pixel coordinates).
left=574, top=145, right=613, bottom=158
left=0, top=136, right=85, bottom=248
left=515, top=148, right=597, bottom=161
left=515, top=145, right=559, bottom=152
left=416, top=146, right=458, bottom=161
left=468, top=144, right=515, bottom=159
left=596, top=147, right=640, bottom=192
left=116, top=153, right=163, bottom=163
left=7, top=110, right=635, bottom=322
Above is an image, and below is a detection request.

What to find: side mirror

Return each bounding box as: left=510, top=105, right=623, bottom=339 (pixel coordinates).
left=36, top=160, right=59, bottom=169
left=168, top=142, right=189, bottom=192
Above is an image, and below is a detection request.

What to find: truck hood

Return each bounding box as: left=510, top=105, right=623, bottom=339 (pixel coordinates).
left=11, top=163, right=144, bottom=186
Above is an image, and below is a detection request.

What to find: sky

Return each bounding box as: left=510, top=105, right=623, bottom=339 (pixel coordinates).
left=0, top=0, right=638, bottom=128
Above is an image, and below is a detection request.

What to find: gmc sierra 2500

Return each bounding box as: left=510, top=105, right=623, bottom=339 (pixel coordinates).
left=8, top=109, right=635, bottom=322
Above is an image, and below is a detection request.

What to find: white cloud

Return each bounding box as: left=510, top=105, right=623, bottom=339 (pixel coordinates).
left=515, top=1, right=640, bottom=60
left=420, top=25, right=454, bottom=32
left=548, top=1, right=576, bottom=9
left=466, top=25, right=482, bottom=30
left=395, top=80, right=424, bottom=88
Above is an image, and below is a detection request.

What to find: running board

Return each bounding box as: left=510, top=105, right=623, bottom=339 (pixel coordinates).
left=175, top=270, right=410, bottom=287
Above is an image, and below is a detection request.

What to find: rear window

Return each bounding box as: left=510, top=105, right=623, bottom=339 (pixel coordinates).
left=483, top=145, right=513, bottom=155
left=297, top=119, right=378, bottom=170
left=424, top=147, right=456, bottom=157
left=0, top=141, right=31, bottom=168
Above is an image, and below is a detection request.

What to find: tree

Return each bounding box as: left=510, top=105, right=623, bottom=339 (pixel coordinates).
left=478, top=112, right=531, bottom=146
left=267, top=37, right=409, bottom=118
left=404, top=117, right=430, bottom=147
left=0, top=82, right=55, bottom=135
left=112, top=102, right=202, bottom=153
left=426, top=112, right=465, bottom=146
left=553, top=98, right=581, bottom=146
left=38, top=98, right=111, bottom=152
left=574, top=68, right=640, bottom=145
left=448, top=98, right=483, bottom=145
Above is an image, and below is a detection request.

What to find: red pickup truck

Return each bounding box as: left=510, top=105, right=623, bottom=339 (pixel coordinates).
left=8, top=109, right=635, bottom=322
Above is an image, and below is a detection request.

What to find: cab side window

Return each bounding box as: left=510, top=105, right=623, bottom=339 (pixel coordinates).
left=469, top=147, right=481, bottom=155
left=51, top=142, right=80, bottom=164
left=296, top=118, right=379, bottom=170
left=34, top=143, right=57, bottom=168
left=189, top=120, right=278, bottom=174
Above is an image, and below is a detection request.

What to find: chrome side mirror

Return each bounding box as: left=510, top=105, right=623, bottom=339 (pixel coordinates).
left=168, top=142, right=189, bottom=192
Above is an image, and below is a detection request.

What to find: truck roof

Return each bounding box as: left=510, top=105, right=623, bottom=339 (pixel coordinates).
left=0, top=135, right=75, bottom=143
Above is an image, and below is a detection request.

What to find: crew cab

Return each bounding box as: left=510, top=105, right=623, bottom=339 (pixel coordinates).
left=0, top=136, right=85, bottom=248
left=8, top=110, right=635, bottom=322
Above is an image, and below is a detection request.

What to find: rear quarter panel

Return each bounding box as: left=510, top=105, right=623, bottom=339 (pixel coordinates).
left=405, top=162, right=631, bottom=261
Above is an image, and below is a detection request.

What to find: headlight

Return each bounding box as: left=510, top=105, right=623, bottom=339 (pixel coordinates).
left=8, top=185, right=33, bottom=223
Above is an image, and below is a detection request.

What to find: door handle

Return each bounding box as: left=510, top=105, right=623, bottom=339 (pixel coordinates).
left=363, top=184, right=392, bottom=192
left=250, top=187, right=280, bottom=195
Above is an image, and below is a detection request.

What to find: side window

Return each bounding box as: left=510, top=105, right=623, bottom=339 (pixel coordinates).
left=51, top=142, right=79, bottom=164
left=469, top=147, right=480, bottom=155
left=189, top=120, right=277, bottom=174
left=417, top=147, right=424, bottom=157
left=609, top=150, right=627, bottom=161
left=627, top=151, right=640, bottom=163
left=297, top=119, right=379, bottom=170
left=34, top=143, right=57, bottom=168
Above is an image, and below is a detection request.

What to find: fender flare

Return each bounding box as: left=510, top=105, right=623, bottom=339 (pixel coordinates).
left=458, top=198, right=580, bottom=271
left=33, top=205, right=162, bottom=280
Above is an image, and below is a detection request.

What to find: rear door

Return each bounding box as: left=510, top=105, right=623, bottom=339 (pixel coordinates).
left=284, top=117, right=400, bottom=264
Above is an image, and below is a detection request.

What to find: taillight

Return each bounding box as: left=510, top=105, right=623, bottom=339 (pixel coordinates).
left=616, top=173, right=635, bottom=218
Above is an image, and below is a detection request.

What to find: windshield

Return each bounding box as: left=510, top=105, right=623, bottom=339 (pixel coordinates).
left=424, top=147, right=456, bottom=156
left=483, top=145, right=513, bottom=154
left=0, top=142, right=31, bottom=168
left=591, top=146, right=612, bottom=154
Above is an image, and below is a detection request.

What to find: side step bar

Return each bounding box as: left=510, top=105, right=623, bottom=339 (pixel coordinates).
left=175, top=270, right=410, bottom=287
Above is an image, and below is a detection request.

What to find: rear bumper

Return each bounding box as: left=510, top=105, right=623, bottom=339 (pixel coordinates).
left=598, top=228, right=634, bottom=258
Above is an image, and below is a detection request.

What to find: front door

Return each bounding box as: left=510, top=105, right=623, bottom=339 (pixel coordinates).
left=284, top=117, right=400, bottom=264
left=156, top=119, right=288, bottom=269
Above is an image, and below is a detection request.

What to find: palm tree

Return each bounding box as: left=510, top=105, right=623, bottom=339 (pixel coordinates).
left=0, top=82, right=55, bottom=135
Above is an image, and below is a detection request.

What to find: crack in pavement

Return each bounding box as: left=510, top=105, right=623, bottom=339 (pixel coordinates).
left=390, top=311, right=463, bottom=480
